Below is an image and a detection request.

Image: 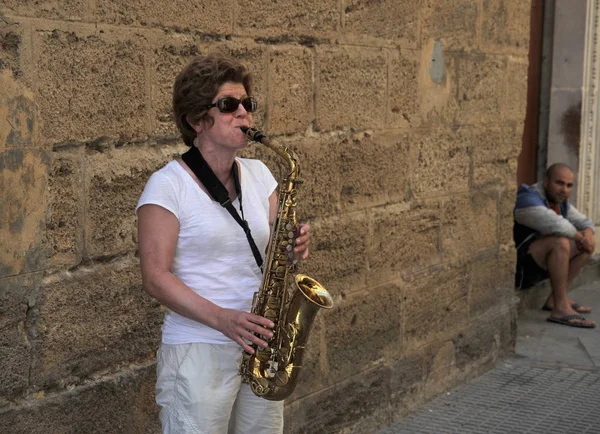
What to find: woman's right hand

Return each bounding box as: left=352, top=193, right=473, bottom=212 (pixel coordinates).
left=215, top=308, right=275, bottom=354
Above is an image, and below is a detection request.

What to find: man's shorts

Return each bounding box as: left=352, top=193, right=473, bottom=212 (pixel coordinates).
left=515, top=250, right=548, bottom=289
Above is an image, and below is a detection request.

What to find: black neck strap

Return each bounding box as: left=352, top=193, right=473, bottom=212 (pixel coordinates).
left=181, top=146, right=263, bottom=271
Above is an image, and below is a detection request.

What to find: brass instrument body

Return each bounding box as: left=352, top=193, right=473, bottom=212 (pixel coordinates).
left=239, top=127, right=334, bottom=401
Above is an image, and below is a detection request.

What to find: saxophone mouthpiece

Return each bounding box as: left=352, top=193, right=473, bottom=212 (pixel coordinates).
left=240, top=127, right=267, bottom=144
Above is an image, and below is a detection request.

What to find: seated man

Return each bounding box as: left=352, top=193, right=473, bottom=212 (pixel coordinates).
left=514, top=163, right=596, bottom=328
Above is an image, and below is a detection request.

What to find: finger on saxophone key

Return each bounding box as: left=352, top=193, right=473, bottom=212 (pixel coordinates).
left=292, top=223, right=310, bottom=260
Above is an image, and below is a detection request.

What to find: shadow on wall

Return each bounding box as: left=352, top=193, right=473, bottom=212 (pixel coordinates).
left=561, top=101, right=581, bottom=154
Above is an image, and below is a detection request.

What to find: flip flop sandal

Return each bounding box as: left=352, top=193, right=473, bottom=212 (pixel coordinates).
left=547, top=314, right=596, bottom=328
left=571, top=303, right=592, bottom=313
left=542, top=303, right=592, bottom=314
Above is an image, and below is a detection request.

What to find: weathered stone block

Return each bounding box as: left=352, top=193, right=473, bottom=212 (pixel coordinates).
left=423, top=340, right=458, bottom=399
left=303, top=213, right=368, bottom=297
left=338, top=131, right=411, bottom=210
left=268, top=46, right=314, bottom=135
left=324, top=284, right=402, bottom=382
left=468, top=255, right=514, bottom=317
left=441, top=191, right=499, bottom=261
left=0, top=24, right=24, bottom=80
left=0, top=363, right=159, bottom=434
left=33, top=24, right=151, bottom=146
left=286, top=135, right=345, bottom=219
left=389, top=352, right=425, bottom=416
left=368, top=201, right=441, bottom=278
left=0, top=320, right=30, bottom=398
left=419, top=42, right=460, bottom=124
left=1, top=0, right=89, bottom=21
left=421, top=0, right=479, bottom=52
left=94, top=0, right=232, bottom=32
left=499, top=186, right=518, bottom=247
left=235, top=0, right=339, bottom=37
left=151, top=33, right=205, bottom=139
left=343, top=0, right=419, bottom=45
left=251, top=129, right=405, bottom=223
left=0, top=273, right=42, bottom=397
left=504, top=60, right=529, bottom=123
left=316, top=46, right=387, bottom=131
left=403, top=265, right=469, bottom=349
left=85, top=143, right=184, bottom=258
left=452, top=309, right=514, bottom=375
left=471, top=125, right=520, bottom=188
left=388, top=49, right=420, bottom=129
left=0, top=149, right=49, bottom=277
left=285, top=365, right=391, bottom=434
left=482, top=0, right=531, bottom=53
left=455, top=54, right=508, bottom=125
left=43, top=151, right=85, bottom=270
left=410, top=129, right=470, bottom=198
left=33, top=262, right=161, bottom=387
left=0, top=67, right=37, bottom=148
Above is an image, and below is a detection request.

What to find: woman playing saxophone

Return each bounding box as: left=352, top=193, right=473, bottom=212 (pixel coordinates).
left=136, top=53, right=310, bottom=434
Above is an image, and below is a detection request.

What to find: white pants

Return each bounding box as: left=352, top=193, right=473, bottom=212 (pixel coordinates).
left=156, top=342, right=284, bottom=434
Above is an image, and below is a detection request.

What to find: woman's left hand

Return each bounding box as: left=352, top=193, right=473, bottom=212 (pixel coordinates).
left=293, top=223, right=311, bottom=261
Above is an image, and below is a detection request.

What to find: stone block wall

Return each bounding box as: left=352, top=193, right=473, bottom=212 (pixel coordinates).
left=0, top=1, right=530, bottom=432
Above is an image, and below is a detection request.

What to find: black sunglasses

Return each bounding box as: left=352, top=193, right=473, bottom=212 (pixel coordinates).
left=205, top=96, right=258, bottom=113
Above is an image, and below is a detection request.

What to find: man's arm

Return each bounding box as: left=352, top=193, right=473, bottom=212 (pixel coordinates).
left=566, top=203, right=596, bottom=253
left=514, top=187, right=578, bottom=237
left=566, top=203, right=596, bottom=233
left=575, top=227, right=596, bottom=254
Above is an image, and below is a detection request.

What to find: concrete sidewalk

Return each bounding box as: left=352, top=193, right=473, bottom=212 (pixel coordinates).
left=377, top=281, right=600, bottom=434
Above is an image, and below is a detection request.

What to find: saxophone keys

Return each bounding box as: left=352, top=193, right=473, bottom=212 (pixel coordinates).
left=285, top=324, right=297, bottom=340
left=270, top=281, right=283, bottom=292
left=287, top=251, right=298, bottom=265
left=278, top=347, right=290, bottom=363
left=278, top=239, right=292, bottom=252
left=256, top=348, right=271, bottom=363
left=267, top=297, right=280, bottom=308
left=264, top=308, right=278, bottom=322
left=274, top=370, right=289, bottom=387
left=252, top=378, right=270, bottom=396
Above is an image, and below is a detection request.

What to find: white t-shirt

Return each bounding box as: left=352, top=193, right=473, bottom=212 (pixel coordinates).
left=136, top=158, right=278, bottom=344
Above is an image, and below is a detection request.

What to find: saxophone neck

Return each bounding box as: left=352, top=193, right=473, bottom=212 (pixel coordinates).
left=241, top=127, right=300, bottom=180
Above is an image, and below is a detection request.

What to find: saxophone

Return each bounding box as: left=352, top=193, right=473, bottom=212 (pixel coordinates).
left=239, top=127, right=334, bottom=401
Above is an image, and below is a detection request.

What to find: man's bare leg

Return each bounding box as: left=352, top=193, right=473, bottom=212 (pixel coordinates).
left=539, top=240, right=591, bottom=312
left=528, top=236, right=595, bottom=327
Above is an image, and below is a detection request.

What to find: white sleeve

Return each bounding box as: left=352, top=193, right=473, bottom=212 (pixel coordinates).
left=567, top=204, right=596, bottom=233
left=514, top=205, right=578, bottom=238
left=135, top=171, right=181, bottom=220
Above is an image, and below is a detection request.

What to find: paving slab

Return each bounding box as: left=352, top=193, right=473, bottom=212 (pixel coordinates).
left=516, top=282, right=600, bottom=367
left=377, top=281, right=600, bottom=434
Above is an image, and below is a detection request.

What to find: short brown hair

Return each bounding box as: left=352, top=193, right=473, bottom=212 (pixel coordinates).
left=172, top=53, right=253, bottom=147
